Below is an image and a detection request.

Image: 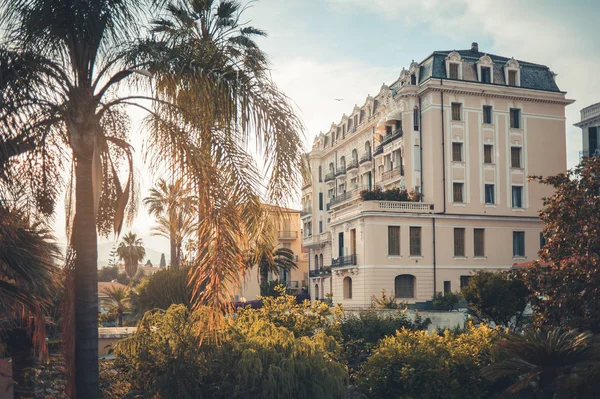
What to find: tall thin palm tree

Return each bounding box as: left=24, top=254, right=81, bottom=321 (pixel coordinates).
left=483, top=328, right=600, bottom=398
left=101, top=286, right=129, bottom=327
left=250, top=245, right=298, bottom=288
left=0, top=0, right=303, bottom=395
left=116, top=233, right=146, bottom=280
left=144, top=179, right=194, bottom=269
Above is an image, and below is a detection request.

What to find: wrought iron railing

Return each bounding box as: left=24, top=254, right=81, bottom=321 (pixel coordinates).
left=347, top=159, right=359, bottom=171
left=359, top=152, right=372, bottom=164
left=324, top=172, right=335, bottom=182
left=332, top=254, right=357, bottom=267
left=309, top=266, right=332, bottom=277
left=335, top=166, right=346, bottom=176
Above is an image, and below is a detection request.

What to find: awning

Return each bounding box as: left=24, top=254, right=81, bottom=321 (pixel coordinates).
left=375, top=117, right=387, bottom=131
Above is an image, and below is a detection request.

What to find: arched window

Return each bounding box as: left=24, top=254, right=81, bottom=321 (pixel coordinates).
left=365, top=141, right=371, bottom=155
left=314, top=284, right=319, bottom=300
left=352, top=149, right=358, bottom=163
left=314, top=254, right=319, bottom=270
left=319, top=254, right=324, bottom=268
left=360, top=109, right=366, bottom=123
left=373, top=100, right=379, bottom=114
left=343, top=277, right=353, bottom=299
left=395, top=274, right=415, bottom=298
left=329, top=162, right=334, bottom=174
left=339, top=156, right=346, bottom=170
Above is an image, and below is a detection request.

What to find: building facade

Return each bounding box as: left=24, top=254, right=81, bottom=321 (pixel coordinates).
left=575, top=102, right=600, bottom=158
left=236, top=207, right=309, bottom=300
left=302, top=43, right=572, bottom=307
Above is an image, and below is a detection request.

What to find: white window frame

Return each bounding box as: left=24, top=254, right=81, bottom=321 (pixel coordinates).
left=477, top=55, right=494, bottom=84
left=504, top=58, right=521, bottom=87
left=445, top=51, right=463, bottom=80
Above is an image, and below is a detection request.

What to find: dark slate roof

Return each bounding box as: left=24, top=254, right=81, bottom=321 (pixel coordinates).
left=417, top=49, right=561, bottom=92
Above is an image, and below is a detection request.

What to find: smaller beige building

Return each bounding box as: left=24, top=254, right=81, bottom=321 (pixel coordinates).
left=236, top=207, right=308, bottom=300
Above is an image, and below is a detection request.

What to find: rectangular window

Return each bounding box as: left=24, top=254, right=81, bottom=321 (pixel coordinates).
left=413, top=107, right=419, bottom=131
left=513, top=231, right=525, bottom=257
left=484, top=144, right=493, bottom=164
left=512, top=186, right=523, bottom=208
left=443, top=281, right=451, bottom=294
left=483, top=105, right=493, bottom=124
left=454, top=228, right=465, bottom=257
left=474, top=229, right=485, bottom=257
left=481, top=66, right=491, bottom=83
left=449, top=63, right=459, bottom=79
left=411, top=74, right=417, bottom=85
left=460, top=275, right=472, bottom=289
left=453, top=182, right=464, bottom=203
left=318, top=166, right=322, bottom=182
left=319, top=192, right=323, bottom=211
left=319, top=221, right=323, bottom=233
left=388, top=226, right=400, bottom=256
left=452, top=142, right=463, bottom=162
left=409, top=227, right=421, bottom=256
left=508, top=70, right=517, bottom=86
left=510, top=108, right=521, bottom=129
left=484, top=184, right=495, bottom=204
left=452, top=103, right=462, bottom=121
left=511, top=147, right=522, bottom=168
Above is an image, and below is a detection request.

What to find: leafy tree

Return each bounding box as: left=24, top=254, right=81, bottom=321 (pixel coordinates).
left=159, top=253, right=167, bottom=268
left=143, top=179, right=194, bottom=269
left=0, top=0, right=303, bottom=395
left=0, top=204, right=61, bottom=398
left=145, top=259, right=152, bottom=267
left=520, top=157, right=600, bottom=332
left=133, top=267, right=193, bottom=314
left=112, top=304, right=347, bottom=398
left=483, top=328, right=600, bottom=398
left=371, top=289, right=402, bottom=309
left=356, top=323, right=503, bottom=399
left=461, top=270, right=530, bottom=329
left=432, top=291, right=461, bottom=311
left=101, top=286, right=129, bottom=327
left=98, top=265, right=129, bottom=285
left=116, top=232, right=146, bottom=280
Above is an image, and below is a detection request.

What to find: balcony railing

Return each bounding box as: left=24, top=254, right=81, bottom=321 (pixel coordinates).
left=382, top=166, right=404, bottom=181
left=359, top=152, right=372, bottom=164
left=309, top=266, right=332, bottom=278
left=332, top=254, right=357, bottom=268
left=301, top=206, right=312, bottom=216
left=286, top=280, right=300, bottom=289
left=580, top=147, right=600, bottom=159
left=374, top=128, right=403, bottom=155
left=347, top=159, right=359, bottom=171
left=335, top=166, right=346, bottom=177
left=278, top=231, right=298, bottom=240
left=324, top=172, right=335, bottom=182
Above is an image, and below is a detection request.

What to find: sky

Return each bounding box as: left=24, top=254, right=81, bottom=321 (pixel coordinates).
left=55, top=0, right=600, bottom=258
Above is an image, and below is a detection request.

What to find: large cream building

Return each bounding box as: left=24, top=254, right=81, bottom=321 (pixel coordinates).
left=301, top=43, right=572, bottom=307
left=575, top=102, right=600, bottom=158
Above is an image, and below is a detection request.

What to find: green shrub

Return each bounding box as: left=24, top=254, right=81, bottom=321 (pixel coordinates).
left=432, top=291, right=461, bottom=311
left=259, top=279, right=287, bottom=297
left=132, top=267, right=193, bottom=314
left=356, top=323, right=503, bottom=399
left=113, top=302, right=347, bottom=398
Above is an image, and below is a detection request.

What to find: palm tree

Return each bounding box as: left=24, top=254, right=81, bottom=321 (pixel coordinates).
left=101, top=286, right=129, bottom=327
left=483, top=328, right=600, bottom=398
left=144, top=179, right=194, bottom=269
left=0, top=204, right=60, bottom=398
left=116, top=233, right=146, bottom=280
left=0, top=0, right=302, bottom=395
left=251, top=245, right=297, bottom=288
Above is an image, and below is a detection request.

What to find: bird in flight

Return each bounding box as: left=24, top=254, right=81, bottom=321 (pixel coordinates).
left=334, top=98, right=344, bottom=101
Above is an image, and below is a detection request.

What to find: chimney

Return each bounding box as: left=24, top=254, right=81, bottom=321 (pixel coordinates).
left=471, top=42, right=479, bottom=52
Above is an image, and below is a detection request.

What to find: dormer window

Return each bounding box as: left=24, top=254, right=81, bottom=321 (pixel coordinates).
left=504, top=58, right=521, bottom=87
left=411, top=74, right=417, bottom=85
left=477, top=55, right=494, bottom=84
left=449, top=63, right=459, bottom=79
left=445, top=51, right=462, bottom=80
left=481, top=67, right=491, bottom=83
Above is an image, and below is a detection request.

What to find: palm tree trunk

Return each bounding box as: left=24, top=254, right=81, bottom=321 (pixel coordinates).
left=259, top=264, right=269, bottom=288
left=169, top=211, right=178, bottom=270
left=9, top=329, right=34, bottom=399
left=72, top=155, right=99, bottom=399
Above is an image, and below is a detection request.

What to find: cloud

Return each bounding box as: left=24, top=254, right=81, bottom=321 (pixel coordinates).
left=328, top=0, right=600, bottom=167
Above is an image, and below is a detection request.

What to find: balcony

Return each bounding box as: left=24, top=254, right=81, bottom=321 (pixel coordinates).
left=319, top=231, right=331, bottom=243
left=580, top=147, right=600, bottom=159
left=381, top=166, right=404, bottom=182
left=332, top=254, right=357, bottom=268
left=309, top=266, right=332, bottom=278
left=346, top=159, right=359, bottom=171
left=278, top=230, right=298, bottom=240
left=329, top=187, right=364, bottom=209
left=359, top=152, right=372, bottom=165
left=301, top=205, right=312, bottom=217
left=335, top=166, right=346, bottom=178
left=374, top=128, right=403, bottom=155
left=324, top=172, right=335, bottom=183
